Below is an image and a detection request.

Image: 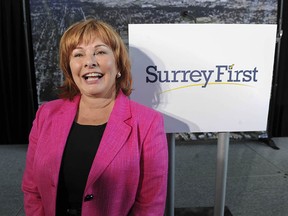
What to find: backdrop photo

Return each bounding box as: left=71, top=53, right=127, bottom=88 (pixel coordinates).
left=29, top=0, right=277, bottom=104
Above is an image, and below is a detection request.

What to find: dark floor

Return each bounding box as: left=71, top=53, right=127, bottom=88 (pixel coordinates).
left=1, top=137, right=288, bottom=216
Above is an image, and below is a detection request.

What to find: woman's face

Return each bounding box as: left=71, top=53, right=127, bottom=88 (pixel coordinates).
left=69, top=37, right=118, bottom=99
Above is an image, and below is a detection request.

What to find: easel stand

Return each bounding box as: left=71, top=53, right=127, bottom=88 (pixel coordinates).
left=214, top=132, right=230, bottom=216
left=165, top=132, right=230, bottom=216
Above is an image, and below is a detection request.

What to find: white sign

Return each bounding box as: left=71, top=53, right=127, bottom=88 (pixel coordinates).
left=129, top=24, right=277, bottom=133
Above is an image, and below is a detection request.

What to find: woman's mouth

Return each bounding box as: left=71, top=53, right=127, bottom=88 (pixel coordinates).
left=82, top=72, right=103, bottom=81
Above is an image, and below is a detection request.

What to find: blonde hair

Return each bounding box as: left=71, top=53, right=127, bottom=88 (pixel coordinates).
left=58, top=19, right=132, bottom=100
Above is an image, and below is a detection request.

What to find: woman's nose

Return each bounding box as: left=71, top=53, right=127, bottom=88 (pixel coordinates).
left=84, top=54, right=98, bottom=68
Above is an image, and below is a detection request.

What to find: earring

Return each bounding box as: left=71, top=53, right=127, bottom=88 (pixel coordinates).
left=117, top=72, right=121, bottom=78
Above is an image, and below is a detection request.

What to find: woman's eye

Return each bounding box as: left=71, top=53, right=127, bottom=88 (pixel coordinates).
left=73, top=53, right=83, bottom=57
left=95, top=50, right=106, bottom=55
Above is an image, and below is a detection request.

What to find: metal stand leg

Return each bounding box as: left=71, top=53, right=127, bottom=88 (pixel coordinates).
left=214, top=132, right=230, bottom=216
left=166, top=133, right=175, bottom=216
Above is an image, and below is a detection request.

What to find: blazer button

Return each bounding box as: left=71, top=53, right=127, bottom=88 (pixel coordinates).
left=84, top=194, right=94, bottom=202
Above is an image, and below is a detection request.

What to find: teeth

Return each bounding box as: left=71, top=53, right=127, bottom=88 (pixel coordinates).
left=85, top=72, right=102, bottom=77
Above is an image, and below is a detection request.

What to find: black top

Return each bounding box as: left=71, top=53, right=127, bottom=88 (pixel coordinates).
left=56, top=121, right=106, bottom=215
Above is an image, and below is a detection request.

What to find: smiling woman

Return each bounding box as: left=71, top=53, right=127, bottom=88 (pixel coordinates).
left=69, top=39, right=118, bottom=100
left=59, top=19, right=132, bottom=100
left=22, top=19, right=168, bottom=216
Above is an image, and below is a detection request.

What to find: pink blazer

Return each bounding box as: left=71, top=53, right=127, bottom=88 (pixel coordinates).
left=22, top=91, right=168, bottom=216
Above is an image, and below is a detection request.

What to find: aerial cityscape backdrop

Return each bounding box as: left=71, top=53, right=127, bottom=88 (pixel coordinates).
left=29, top=0, right=277, bottom=103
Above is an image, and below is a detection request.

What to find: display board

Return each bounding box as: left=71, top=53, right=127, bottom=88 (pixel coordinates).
left=129, top=24, right=277, bottom=133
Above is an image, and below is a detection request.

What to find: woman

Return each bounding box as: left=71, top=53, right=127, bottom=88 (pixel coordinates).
left=22, top=19, right=168, bottom=216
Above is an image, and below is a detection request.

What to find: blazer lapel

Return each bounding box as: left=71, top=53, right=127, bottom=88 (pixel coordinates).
left=85, top=92, right=132, bottom=189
